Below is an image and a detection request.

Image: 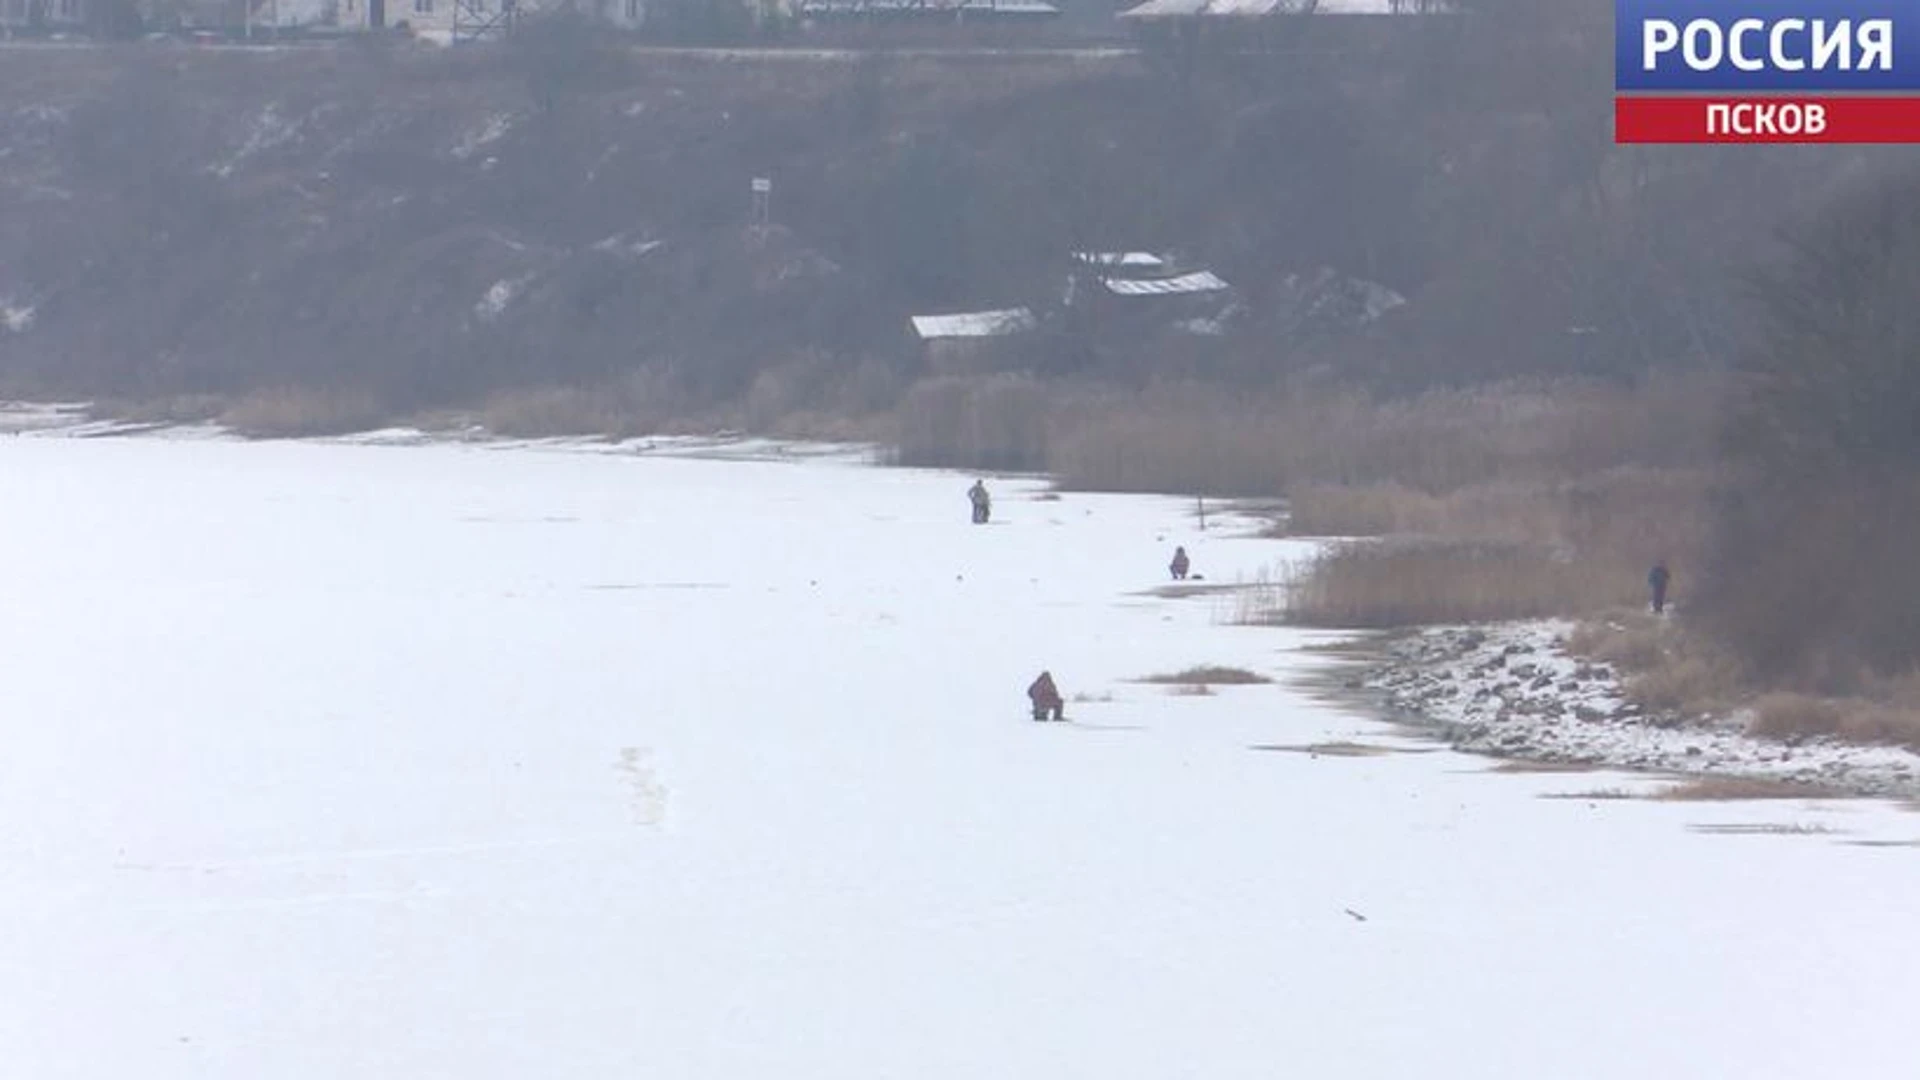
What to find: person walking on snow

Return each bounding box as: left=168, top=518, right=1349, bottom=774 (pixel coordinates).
left=968, top=479, right=991, bottom=525
left=1648, top=560, right=1671, bottom=615
left=1028, top=671, right=1065, bottom=722
left=1169, top=546, right=1191, bottom=581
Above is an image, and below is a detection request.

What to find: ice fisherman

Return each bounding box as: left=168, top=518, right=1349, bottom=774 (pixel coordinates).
left=1169, top=546, right=1191, bottom=581
left=1028, top=670, right=1065, bottom=722
left=1648, top=561, right=1671, bottom=615
left=968, top=479, right=991, bottom=525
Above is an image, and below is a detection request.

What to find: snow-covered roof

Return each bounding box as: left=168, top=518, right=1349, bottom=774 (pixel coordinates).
left=1102, top=270, right=1231, bottom=297
left=801, top=0, right=1060, bottom=13
left=1073, top=252, right=1168, bottom=271
left=1120, top=0, right=1452, bottom=17
left=910, top=308, right=1038, bottom=339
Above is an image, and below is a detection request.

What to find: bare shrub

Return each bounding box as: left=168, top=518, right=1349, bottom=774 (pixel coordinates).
left=1567, top=612, right=1669, bottom=672
left=1139, top=666, right=1272, bottom=685
left=221, top=388, right=389, bottom=438
left=1565, top=614, right=1746, bottom=714
left=1625, top=650, right=1745, bottom=714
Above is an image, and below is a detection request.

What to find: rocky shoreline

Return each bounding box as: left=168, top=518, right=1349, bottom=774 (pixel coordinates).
left=1355, top=620, right=1920, bottom=800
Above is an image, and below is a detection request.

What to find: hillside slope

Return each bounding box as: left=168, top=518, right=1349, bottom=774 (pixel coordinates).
left=0, top=26, right=1906, bottom=420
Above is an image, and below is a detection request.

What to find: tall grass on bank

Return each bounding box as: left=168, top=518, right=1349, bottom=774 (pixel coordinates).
left=1286, top=467, right=1711, bottom=549
left=890, top=372, right=1721, bottom=496
left=892, top=374, right=1050, bottom=473
left=1259, top=539, right=1645, bottom=628
left=1749, top=693, right=1920, bottom=751
left=220, top=387, right=389, bottom=438
left=1565, top=611, right=1746, bottom=715
left=1567, top=613, right=1920, bottom=749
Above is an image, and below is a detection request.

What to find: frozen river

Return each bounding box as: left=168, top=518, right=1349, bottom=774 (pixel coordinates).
left=1, top=434, right=1914, bottom=1079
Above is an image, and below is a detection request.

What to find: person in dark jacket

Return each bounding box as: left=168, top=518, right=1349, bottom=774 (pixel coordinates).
left=1028, top=670, right=1065, bottom=722
left=1648, top=561, right=1671, bottom=614
left=968, top=480, right=991, bottom=525
left=1169, top=546, right=1191, bottom=581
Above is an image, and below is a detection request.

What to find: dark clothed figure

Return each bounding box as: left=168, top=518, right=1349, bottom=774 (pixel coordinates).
left=968, top=480, right=991, bottom=525
left=1028, top=671, right=1065, bottom=722
left=1170, top=546, right=1191, bottom=581
left=1649, top=562, right=1671, bottom=615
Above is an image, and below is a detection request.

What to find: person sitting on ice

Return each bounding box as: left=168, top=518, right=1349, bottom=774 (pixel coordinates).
left=1169, top=546, right=1191, bottom=581
left=968, top=479, right=991, bottom=525
left=1028, top=670, right=1065, bottom=722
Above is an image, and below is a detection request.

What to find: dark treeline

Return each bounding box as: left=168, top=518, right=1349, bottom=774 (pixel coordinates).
left=1704, top=175, right=1920, bottom=689
left=4, top=2, right=1913, bottom=407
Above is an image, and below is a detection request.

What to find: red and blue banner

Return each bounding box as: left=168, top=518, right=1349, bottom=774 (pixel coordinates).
left=1615, top=0, right=1920, bottom=142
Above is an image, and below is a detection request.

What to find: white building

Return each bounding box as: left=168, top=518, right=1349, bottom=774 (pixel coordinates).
left=1, top=0, right=90, bottom=32
left=334, top=0, right=647, bottom=41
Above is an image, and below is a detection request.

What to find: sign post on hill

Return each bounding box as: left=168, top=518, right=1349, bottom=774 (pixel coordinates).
left=751, top=177, right=771, bottom=228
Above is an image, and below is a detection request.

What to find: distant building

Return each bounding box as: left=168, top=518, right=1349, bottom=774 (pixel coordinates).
left=797, top=0, right=1058, bottom=23
left=335, top=0, right=454, bottom=36
left=1, top=0, right=90, bottom=32
left=910, top=307, right=1038, bottom=375
left=1119, top=0, right=1453, bottom=17
left=1072, top=251, right=1168, bottom=273
left=333, top=0, right=648, bottom=41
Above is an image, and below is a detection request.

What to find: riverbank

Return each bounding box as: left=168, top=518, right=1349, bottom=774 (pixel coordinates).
left=1351, top=619, right=1920, bottom=800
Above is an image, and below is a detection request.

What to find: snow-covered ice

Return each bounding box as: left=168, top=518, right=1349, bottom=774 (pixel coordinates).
left=1, top=435, right=1916, bottom=1079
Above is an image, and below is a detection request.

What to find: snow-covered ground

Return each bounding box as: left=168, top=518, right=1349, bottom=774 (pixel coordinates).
left=1365, top=622, right=1920, bottom=799
left=1, top=431, right=1917, bottom=1079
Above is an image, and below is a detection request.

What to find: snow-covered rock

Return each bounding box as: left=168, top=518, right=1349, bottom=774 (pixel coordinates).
left=1364, top=620, right=1920, bottom=797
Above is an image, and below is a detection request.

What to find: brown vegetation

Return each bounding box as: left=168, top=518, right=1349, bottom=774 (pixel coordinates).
left=220, top=388, right=389, bottom=438
left=1749, top=694, right=1920, bottom=752
left=1697, top=175, right=1920, bottom=694
left=1251, top=742, right=1411, bottom=758
left=890, top=373, right=1721, bottom=497
left=1139, top=666, right=1272, bottom=686
left=1653, top=776, right=1842, bottom=802
left=1270, top=539, right=1637, bottom=628
left=1565, top=612, right=1745, bottom=716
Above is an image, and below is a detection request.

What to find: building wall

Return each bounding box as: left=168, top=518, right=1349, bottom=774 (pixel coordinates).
left=580, top=0, right=646, bottom=30
left=1, top=0, right=90, bottom=28
left=333, top=0, right=646, bottom=34
left=337, top=0, right=456, bottom=35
